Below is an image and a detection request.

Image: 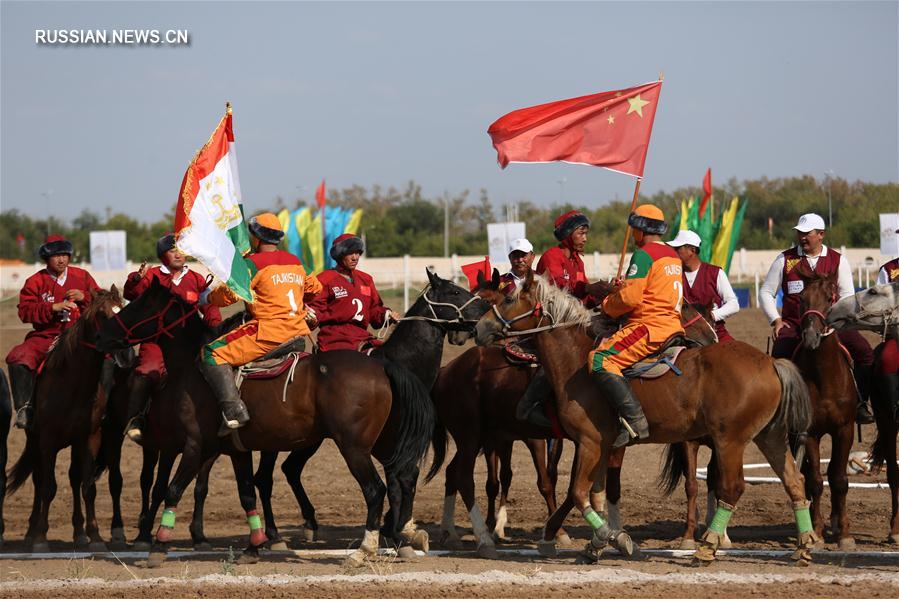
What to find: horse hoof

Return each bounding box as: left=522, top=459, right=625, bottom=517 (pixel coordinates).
left=440, top=531, right=464, bottom=551
left=679, top=538, right=697, bottom=550
left=610, top=531, right=636, bottom=558
left=719, top=535, right=733, bottom=549
left=88, top=541, right=108, bottom=553
left=537, top=539, right=558, bottom=557
left=302, top=526, right=318, bottom=543
left=193, top=541, right=213, bottom=552
left=237, top=551, right=260, bottom=565
left=396, top=545, right=418, bottom=560
left=133, top=540, right=152, bottom=551
left=555, top=531, right=575, bottom=549
left=145, top=552, right=167, bottom=568
left=269, top=540, right=289, bottom=552
left=574, top=548, right=599, bottom=565
left=889, top=534, right=899, bottom=545
left=838, top=537, right=856, bottom=551
left=476, top=543, right=499, bottom=560
left=690, top=557, right=714, bottom=568
left=408, top=530, right=429, bottom=553
left=110, top=528, right=126, bottom=544
left=343, top=550, right=367, bottom=568
left=31, top=541, right=49, bottom=554
left=74, top=534, right=90, bottom=548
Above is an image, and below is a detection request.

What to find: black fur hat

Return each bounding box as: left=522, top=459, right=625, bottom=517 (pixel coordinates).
left=156, top=234, right=176, bottom=259
left=38, top=235, right=73, bottom=260
left=330, top=234, right=365, bottom=262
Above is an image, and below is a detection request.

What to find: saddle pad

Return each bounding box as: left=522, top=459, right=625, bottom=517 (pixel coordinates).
left=503, top=342, right=540, bottom=365
left=243, top=352, right=311, bottom=380
left=622, top=346, right=686, bottom=379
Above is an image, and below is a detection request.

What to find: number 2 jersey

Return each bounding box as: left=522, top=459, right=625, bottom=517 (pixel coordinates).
left=208, top=250, right=323, bottom=343
left=602, top=242, right=684, bottom=342
left=307, top=268, right=390, bottom=352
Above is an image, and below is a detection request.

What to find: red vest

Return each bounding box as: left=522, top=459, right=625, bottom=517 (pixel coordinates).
left=780, top=247, right=841, bottom=327
left=881, top=258, right=899, bottom=282
left=683, top=263, right=730, bottom=339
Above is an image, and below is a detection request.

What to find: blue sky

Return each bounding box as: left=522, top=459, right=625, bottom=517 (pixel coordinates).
left=2, top=1, right=897, bottom=222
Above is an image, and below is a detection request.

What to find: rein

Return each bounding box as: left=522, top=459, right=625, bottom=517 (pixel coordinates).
left=111, top=298, right=200, bottom=345
left=491, top=298, right=587, bottom=337
left=801, top=308, right=836, bottom=337
left=396, top=284, right=483, bottom=328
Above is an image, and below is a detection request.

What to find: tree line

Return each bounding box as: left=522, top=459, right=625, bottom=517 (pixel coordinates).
left=2, top=176, right=897, bottom=262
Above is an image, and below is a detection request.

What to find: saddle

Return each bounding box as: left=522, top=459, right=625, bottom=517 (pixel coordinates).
left=236, top=336, right=311, bottom=383
left=621, top=335, right=701, bottom=380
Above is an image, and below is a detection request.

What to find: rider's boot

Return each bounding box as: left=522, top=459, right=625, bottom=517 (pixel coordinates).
left=198, top=360, right=250, bottom=434
left=592, top=370, right=649, bottom=448
left=8, top=363, right=36, bottom=430
left=515, top=367, right=553, bottom=428
left=124, top=374, right=155, bottom=445
left=853, top=363, right=875, bottom=425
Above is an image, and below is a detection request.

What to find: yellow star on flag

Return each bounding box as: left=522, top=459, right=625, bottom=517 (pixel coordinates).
left=626, top=94, right=650, bottom=117
left=607, top=115, right=615, bottom=125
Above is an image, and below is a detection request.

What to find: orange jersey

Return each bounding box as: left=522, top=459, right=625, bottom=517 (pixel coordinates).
left=602, top=242, right=684, bottom=342
left=208, top=250, right=323, bottom=342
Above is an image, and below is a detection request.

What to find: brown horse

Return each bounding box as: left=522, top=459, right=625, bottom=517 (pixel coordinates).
left=476, top=271, right=816, bottom=565
left=6, top=287, right=124, bottom=552
left=827, top=281, right=899, bottom=544
left=793, top=270, right=858, bottom=549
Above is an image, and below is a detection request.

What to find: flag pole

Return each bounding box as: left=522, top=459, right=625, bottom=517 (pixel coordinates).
left=615, top=177, right=642, bottom=280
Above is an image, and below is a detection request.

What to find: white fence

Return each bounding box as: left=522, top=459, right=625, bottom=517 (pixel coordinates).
left=1, top=247, right=889, bottom=312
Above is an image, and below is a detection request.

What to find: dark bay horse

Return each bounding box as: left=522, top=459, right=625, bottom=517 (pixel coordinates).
left=6, top=287, right=124, bottom=552
left=476, top=271, right=816, bottom=565
left=0, top=368, right=10, bottom=547
left=794, top=271, right=861, bottom=549
left=435, top=287, right=720, bottom=558
left=828, top=281, right=899, bottom=544
left=95, top=277, right=438, bottom=567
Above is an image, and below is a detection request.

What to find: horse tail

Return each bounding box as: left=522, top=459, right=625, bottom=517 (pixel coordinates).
left=657, top=442, right=689, bottom=497
left=381, top=361, right=435, bottom=477
left=424, top=416, right=447, bottom=484
left=771, top=359, right=812, bottom=452
left=6, top=430, right=37, bottom=496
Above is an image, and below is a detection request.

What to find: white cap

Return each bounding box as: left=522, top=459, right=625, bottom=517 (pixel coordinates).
left=793, top=213, right=826, bottom=232
left=508, top=238, right=534, bottom=254
left=667, top=230, right=702, bottom=248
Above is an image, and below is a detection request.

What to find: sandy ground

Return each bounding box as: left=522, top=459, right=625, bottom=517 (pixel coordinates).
left=0, top=299, right=897, bottom=597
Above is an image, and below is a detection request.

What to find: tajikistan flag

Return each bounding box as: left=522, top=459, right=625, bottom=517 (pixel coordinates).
left=175, top=103, right=254, bottom=302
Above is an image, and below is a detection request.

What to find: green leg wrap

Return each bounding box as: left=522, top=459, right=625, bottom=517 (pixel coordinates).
left=794, top=506, right=813, bottom=534
left=248, top=513, right=263, bottom=531
left=708, top=503, right=733, bottom=535
left=161, top=508, right=176, bottom=529
left=583, top=507, right=606, bottom=531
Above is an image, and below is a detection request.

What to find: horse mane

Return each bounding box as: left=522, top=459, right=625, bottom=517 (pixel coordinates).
left=45, top=288, right=116, bottom=369
left=521, top=275, right=593, bottom=328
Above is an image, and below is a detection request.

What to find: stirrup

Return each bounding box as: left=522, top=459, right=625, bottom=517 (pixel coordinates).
left=125, top=418, right=144, bottom=445
left=14, top=406, right=32, bottom=430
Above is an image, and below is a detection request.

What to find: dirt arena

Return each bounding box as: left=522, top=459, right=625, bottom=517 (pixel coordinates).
left=0, top=297, right=897, bottom=597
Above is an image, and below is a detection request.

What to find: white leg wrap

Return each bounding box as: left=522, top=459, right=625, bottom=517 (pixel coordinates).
left=440, top=495, right=457, bottom=535
left=495, top=505, right=508, bottom=537
left=401, top=518, right=417, bottom=536
left=360, top=529, right=380, bottom=555
left=608, top=501, right=622, bottom=531
left=469, top=505, right=494, bottom=548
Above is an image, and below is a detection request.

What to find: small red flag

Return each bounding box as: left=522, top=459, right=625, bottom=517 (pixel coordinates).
left=487, top=80, right=662, bottom=178
left=315, top=179, right=326, bottom=209
left=699, top=168, right=712, bottom=218
left=461, top=256, right=491, bottom=292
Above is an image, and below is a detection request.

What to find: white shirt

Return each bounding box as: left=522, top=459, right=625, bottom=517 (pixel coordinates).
left=759, top=245, right=854, bottom=325
left=684, top=266, right=740, bottom=322
left=159, top=264, right=189, bottom=286
left=876, top=264, right=895, bottom=285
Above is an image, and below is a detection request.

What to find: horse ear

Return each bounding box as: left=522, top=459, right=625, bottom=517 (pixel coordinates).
left=491, top=268, right=500, bottom=290
left=426, top=267, right=440, bottom=288
left=522, top=268, right=534, bottom=292
left=476, top=270, right=486, bottom=286
left=110, top=284, right=119, bottom=298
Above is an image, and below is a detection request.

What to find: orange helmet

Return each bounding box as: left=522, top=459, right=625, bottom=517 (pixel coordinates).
left=248, top=213, right=284, bottom=244
left=628, top=204, right=667, bottom=235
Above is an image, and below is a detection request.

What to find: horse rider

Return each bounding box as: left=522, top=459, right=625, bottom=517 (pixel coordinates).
left=499, top=237, right=536, bottom=296
left=759, top=213, right=874, bottom=424
left=200, top=213, right=322, bottom=431
left=872, top=246, right=899, bottom=423
left=667, top=229, right=740, bottom=342
left=122, top=234, right=223, bottom=443
left=517, top=212, right=593, bottom=427
left=305, top=233, right=395, bottom=352
left=535, top=210, right=591, bottom=301
left=589, top=204, right=684, bottom=448
left=5, top=235, right=100, bottom=429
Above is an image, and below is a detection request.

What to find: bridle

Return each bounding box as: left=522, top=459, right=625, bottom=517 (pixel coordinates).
left=396, top=284, right=485, bottom=330
left=800, top=288, right=838, bottom=339
left=849, top=290, right=899, bottom=339
left=110, top=297, right=199, bottom=345
left=681, top=310, right=719, bottom=345
left=490, top=296, right=586, bottom=337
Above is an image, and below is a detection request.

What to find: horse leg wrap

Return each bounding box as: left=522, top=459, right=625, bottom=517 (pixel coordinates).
left=583, top=507, right=611, bottom=551
left=360, top=529, right=380, bottom=555
left=247, top=510, right=267, bottom=547
left=695, top=501, right=735, bottom=562
left=155, top=508, right=176, bottom=543
left=791, top=500, right=820, bottom=562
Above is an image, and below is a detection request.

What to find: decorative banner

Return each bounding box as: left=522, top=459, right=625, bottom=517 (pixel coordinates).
left=89, top=230, right=127, bottom=271
left=880, top=213, right=899, bottom=256
left=487, top=222, right=526, bottom=266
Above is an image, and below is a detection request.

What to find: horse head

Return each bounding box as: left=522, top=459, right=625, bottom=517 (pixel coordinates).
left=797, top=266, right=838, bottom=350
left=828, top=282, right=899, bottom=333
left=475, top=268, right=541, bottom=346
left=84, top=285, right=124, bottom=323
left=682, top=302, right=719, bottom=346
left=95, top=277, right=197, bottom=352
left=407, top=268, right=490, bottom=345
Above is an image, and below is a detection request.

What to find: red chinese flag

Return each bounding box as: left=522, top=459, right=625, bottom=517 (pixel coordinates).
left=315, top=179, right=326, bottom=209
left=487, top=80, right=662, bottom=178
left=699, top=168, right=712, bottom=218
left=461, top=256, right=491, bottom=292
